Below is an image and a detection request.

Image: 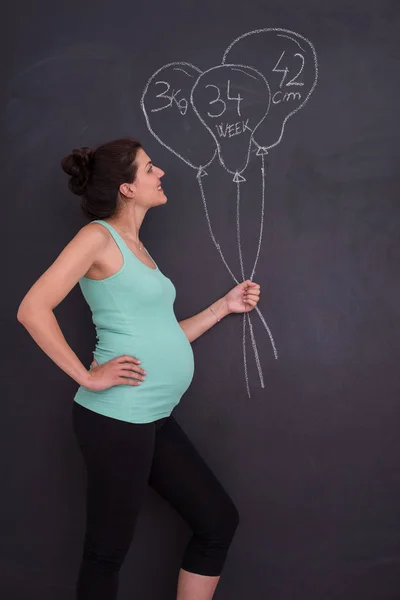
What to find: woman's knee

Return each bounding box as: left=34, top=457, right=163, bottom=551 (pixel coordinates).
left=203, top=497, right=240, bottom=544
left=181, top=501, right=239, bottom=576
left=220, top=500, right=240, bottom=540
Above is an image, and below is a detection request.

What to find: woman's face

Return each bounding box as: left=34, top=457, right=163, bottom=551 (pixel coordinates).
left=131, top=148, right=166, bottom=208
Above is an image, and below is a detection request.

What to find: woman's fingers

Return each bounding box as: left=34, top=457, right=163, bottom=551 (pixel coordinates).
left=117, top=377, right=141, bottom=386
left=120, top=364, right=147, bottom=375
left=115, top=355, right=142, bottom=365
left=120, top=367, right=145, bottom=381
left=243, top=279, right=259, bottom=288
left=244, top=289, right=260, bottom=309
left=244, top=285, right=260, bottom=295
left=244, top=292, right=260, bottom=301
left=245, top=299, right=258, bottom=307
left=90, top=355, right=147, bottom=383
left=245, top=289, right=260, bottom=296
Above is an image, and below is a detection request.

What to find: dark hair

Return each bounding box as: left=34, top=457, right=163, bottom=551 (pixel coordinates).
left=61, top=138, right=142, bottom=219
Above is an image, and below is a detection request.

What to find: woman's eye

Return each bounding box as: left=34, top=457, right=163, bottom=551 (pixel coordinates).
left=148, top=166, right=153, bottom=172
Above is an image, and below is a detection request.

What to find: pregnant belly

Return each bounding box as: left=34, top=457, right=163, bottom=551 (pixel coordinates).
left=93, top=320, right=195, bottom=397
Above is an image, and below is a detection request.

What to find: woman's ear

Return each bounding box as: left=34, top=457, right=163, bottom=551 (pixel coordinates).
left=119, top=182, right=135, bottom=198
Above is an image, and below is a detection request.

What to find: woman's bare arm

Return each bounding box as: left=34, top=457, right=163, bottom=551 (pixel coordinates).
left=179, top=281, right=260, bottom=343
left=17, top=224, right=109, bottom=387
left=178, top=297, right=230, bottom=343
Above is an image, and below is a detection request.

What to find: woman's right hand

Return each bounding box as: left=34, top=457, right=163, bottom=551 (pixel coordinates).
left=83, top=355, right=146, bottom=391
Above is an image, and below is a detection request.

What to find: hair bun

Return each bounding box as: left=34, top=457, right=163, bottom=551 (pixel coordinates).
left=61, top=147, right=94, bottom=195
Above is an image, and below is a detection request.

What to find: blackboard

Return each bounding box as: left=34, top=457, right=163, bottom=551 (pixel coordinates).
left=3, top=1, right=400, bottom=599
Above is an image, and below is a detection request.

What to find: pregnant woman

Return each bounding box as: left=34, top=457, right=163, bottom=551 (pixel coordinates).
left=17, top=138, right=261, bottom=600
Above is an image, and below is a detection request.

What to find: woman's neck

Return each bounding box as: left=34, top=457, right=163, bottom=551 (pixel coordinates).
left=107, top=205, right=147, bottom=242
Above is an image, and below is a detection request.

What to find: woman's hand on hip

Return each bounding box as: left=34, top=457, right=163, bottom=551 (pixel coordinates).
left=83, top=355, right=146, bottom=391
left=224, top=280, right=261, bottom=314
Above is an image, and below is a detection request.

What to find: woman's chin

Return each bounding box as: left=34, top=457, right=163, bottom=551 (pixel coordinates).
left=148, top=192, right=167, bottom=208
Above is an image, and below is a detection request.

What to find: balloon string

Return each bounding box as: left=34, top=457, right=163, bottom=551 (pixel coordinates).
left=237, top=178, right=265, bottom=388
left=242, top=314, right=251, bottom=398
left=247, top=313, right=265, bottom=388
left=250, top=154, right=266, bottom=281
left=197, top=169, right=278, bottom=358
left=197, top=171, right=239, bottom=285
left=254, top=305, right=278, bottom=360
left=236, top=180, right=245, bottom=282
left=196, top=169, right=278, bottom=398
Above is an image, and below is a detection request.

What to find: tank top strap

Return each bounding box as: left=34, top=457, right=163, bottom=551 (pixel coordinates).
left=91, top=219, right=130, bottom=259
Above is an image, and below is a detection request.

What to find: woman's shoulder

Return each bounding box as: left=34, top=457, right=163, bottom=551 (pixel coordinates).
left=61, top=222, right=112, bottom=262
left=77, top=221, right=111, bottom=244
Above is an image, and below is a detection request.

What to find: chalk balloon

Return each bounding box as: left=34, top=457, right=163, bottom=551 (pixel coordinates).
left=223, top=29, right=318, bottom=152
left=191, top=64, right=270, bottom=176
left=141, top=62, right=217, bottom=170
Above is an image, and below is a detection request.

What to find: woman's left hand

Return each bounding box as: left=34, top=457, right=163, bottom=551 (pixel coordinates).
left=224, top=280, right=261, bottom=314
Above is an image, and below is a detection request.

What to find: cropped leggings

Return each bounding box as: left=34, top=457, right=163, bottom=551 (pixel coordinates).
left=72, top=402, right=240, bottom=600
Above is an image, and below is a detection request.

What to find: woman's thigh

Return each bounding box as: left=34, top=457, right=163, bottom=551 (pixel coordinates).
left=73, top=403, right=156, bottom=554
left=149, top=416, right=238, bottom=534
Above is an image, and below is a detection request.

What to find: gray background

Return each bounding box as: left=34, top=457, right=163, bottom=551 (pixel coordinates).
left=2, top=0, right=400, bottom=598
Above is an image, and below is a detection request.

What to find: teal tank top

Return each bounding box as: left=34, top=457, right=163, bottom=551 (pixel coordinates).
left=74, top=220, right=195, bottom=423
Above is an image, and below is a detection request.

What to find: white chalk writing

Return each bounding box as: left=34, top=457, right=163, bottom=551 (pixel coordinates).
left=215, top=119, right=251, bottom=138
left=150, top=81, right=188, bottom=115
left=205, top=80, right=243, bottom=118
left=272, top=90, right=302, bottom=104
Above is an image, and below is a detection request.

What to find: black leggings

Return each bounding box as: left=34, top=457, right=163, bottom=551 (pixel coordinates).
left=72, top=402, right=239, bottom=600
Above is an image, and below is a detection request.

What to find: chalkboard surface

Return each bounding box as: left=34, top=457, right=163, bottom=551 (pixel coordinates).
left=3, top=1, right=400, bottom=599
